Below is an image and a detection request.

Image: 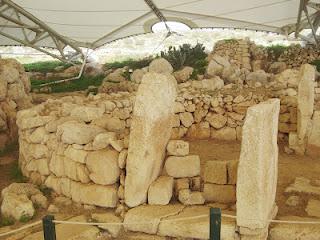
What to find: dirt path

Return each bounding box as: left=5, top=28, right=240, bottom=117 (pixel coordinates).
left=188, top=139, right=320, bottom=217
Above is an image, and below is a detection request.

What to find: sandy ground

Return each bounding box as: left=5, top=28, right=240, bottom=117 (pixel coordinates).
left=188, top=139, right=320, bottom=217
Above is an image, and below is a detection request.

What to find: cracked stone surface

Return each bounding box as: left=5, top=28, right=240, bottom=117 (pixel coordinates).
left=269, top=216, right=320, bottom=240
left=285, top=177, right=320, bottom=196
left=123, top=204, right=185, bottom=234
left=158, top=205, right=236, bottom=240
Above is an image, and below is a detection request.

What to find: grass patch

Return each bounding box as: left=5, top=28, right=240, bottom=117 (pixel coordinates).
left=0, top=141, right=18, bottom=157
left=10, top=162, right=27, bottom=183
left=0, top=216, right=15, bottom=227
left=105, top=57, right=154, bottom=70
left=23, top=61, right=79, bottom=73
left=31, top=74, right=105, bottom=93
left=19, top=215, right=32, bottom=223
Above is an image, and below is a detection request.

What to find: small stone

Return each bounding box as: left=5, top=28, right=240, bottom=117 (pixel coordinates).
left=48, top=204, right=59, bottom=213
left=165, top=155, right=200, bottom=178
left=286, top=196, right=300, bottom=207
left=178, top=189, right=205, bottom=205
left=166, top=140, right=189, bottom=156
left=306, top=199, right=320, bottom=218
left=148, top=176, right=174, bottom=205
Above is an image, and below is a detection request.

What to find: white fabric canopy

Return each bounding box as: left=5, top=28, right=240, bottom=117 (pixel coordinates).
left=0, top=0, right=303, bottom=49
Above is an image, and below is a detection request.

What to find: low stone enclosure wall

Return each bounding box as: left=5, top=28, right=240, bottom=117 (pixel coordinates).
left=14, top=56, right=320, bottom=238
left=0, top=59, right=32, bottom=150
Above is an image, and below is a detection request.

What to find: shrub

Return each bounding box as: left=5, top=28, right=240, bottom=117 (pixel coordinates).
left=266, top=45, right=289, bottom=61
left=311, top=59, right=320, bottom=72
left=160, top=43, right=207, bottom=71
left=105, top=57, right=154, bottom=70
left=19, top=214, right=32, bottom=223
left=0, top=216, right=15, bottom=227
left=23, top=61, right=79, bottom=73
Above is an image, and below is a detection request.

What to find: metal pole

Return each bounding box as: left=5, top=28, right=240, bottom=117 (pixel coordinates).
left=210, top=208, right=221, bottom=240
left=42, top=215, right=56, bottom=240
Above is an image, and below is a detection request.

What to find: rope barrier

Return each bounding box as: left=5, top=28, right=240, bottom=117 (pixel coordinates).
left=0, top=220, right=42, bottom=237
left=1, top=211, right=320, bottom=238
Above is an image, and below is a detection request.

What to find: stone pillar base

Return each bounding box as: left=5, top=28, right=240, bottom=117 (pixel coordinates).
left=238, top=205, right=278, bottom=240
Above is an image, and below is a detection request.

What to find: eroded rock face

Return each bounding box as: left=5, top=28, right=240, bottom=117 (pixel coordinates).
left=237, top=99, right=280, bottom=231
left=0, top=59, right=32, bottom=149
left=125, top=72, right=177, bottom=207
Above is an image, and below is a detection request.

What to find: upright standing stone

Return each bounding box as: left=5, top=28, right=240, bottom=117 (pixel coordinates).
left=125, top=72, right=177, bottom=207
left=289, top=64, right=315, bottom=154
left=308, top=111, right=320, bottom=148
left=237, top=99, right=280, bottom=239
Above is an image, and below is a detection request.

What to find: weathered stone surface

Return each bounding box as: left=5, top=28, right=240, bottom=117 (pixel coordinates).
left=166, top=140, right=189, bottom=156
left=306, top=199, right=320, bottom=218
left=64, top=145, right=88, bottom=163
left=148, top=176, right=174, bottom=205
left=174, top=66, right=193, bottom=83
left=131, top=69, right=145, bottom=83
left=57, top=121, right=105, bottom=144
left=227, top=161, right=238, bottom=185
left=92, top=115, right=126, bottom=132
left=206, top=113, right=227, bottom=129
left=123, top=204, right=185, bottom=234
left=207, top=55, right=230, bottom=77
left=158, top=206, right=236, bottom=240
left=237, top=99, right=280, bottom=230
left=125, top=72, right=176, bottom=207
left=70, top=106, right=104, bottom=122
left=211, top=127, right=237, bottom=141
left=18, top=116, right=54, bottom=130
left=148, top=58, right=173, bottom=75
left=165, top=155, right=200, bottom=178
left=91, top=212, right=122, bottom=237
left=269, top=216, right=320, bottom=240
left=290, top=64, right=315, bottom=154
left=23, top=215, right=100, bottom=240
left=71, top=181, right=118, bottom=207
left=285, top=177, right=320, bottom=196
left=309, top=111, right=320, bottom=147
left=86, top=149, right=120, bottom=185
left=1, top=192, right=34, bottom=220
left=178, top=189, right=205, bottom=205
left=179, top=112, right=194, bottom=127
left=28, top=127, right=48, bottom=144
left=203, top=184, right=236, bottom=203
left=204, top=160, right=227, bottom=184
left=92, top=132, right=117, bottom=150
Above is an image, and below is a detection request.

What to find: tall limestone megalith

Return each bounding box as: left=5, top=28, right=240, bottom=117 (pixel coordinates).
left=289, top=64, right=315, bottom=154
left=237, top=99, right=280, bottom=239
left=125, top=72, right=177, bottom=207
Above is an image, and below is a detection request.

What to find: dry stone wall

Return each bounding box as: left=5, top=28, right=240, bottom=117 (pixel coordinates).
left=17, top=92, right=134, bottom=208
left=0, top=59, right=32, bottom=149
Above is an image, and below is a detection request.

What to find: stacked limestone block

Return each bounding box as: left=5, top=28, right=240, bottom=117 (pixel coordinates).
left=17, top=92, right=134, bottom=208
left=278, top=44, right=320, bottom=69
left=171, top=73, right=299, bottom=142
left=203, top=160, right=237, bottom=204
left=148, top=139, right=238, bottom=206
left=208, top=39, right=252, bottom=70
left=146, top=140, right=204, bottom=206
left=0, top=58, right=32, bottom=149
